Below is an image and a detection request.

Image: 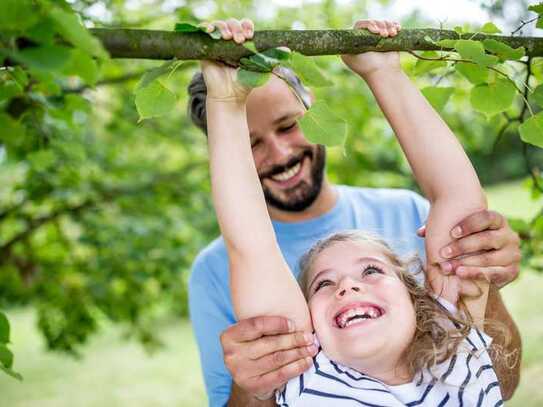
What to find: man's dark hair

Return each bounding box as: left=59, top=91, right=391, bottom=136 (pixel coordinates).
left=187, top=66, right=311, bottom=135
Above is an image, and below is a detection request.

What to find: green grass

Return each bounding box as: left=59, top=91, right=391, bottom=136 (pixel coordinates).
left=1, top=180, right=542, bottom=406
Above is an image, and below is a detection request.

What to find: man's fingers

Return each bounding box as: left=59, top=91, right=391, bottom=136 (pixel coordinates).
left=254, top=345, right=318, bottom=376
left=456, top=265, right=519, bottom=287
left=440, top=230, right=507, bottom=259
left=416, top=225, right=426, bottom=237
left=451, top=248, right=520, bottom=269
left=247, top=331, right=314, bottom=360
left=451, top=210, right=504, bottom=238
left=247, top=356, right=313, bottom=396
left=222, top=316, right=293, bottom=344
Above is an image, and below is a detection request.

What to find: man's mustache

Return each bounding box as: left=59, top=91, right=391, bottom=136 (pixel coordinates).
left=259, top=150, right=312, bottom=180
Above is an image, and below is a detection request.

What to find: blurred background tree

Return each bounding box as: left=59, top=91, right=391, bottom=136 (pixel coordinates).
left=0, top=0, right=542, bottom=405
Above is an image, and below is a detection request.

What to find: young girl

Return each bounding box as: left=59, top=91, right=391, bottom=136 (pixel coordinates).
left=202, top=19, right=504, bottom=405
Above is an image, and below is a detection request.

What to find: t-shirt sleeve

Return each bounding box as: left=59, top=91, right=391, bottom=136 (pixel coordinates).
left=189, top=253, right=234, bottom=407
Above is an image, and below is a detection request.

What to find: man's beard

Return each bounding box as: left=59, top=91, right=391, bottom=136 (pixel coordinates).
left=260, top=145, right=326, bottom=212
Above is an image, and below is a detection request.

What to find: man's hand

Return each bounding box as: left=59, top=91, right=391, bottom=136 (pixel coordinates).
left=341, top=19, right=401, bottom=80
left=417, top=210, right=521, bottom=287
left=221, top=316, right=317, bottom=402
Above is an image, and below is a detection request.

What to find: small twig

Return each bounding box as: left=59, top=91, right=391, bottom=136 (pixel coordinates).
left=511, top=16, right=540, bottom=36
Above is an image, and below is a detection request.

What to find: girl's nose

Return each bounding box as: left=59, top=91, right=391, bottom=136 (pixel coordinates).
left=336, top=277, right=362, bottom=298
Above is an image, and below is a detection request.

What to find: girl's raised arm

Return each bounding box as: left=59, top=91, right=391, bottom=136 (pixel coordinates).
left=203, top=61, right=311, bottom=332
left=360, top=62, right=488, bottom=325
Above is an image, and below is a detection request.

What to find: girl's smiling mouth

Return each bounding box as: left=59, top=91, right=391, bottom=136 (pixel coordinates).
left=333, top=302, right=385, bottom=329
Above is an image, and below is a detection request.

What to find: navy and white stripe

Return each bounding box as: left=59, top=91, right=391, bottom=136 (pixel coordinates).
left=276, top=328, right=502, bottom=406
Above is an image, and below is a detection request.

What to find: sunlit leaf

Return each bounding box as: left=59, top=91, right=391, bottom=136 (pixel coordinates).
left=519, top=112, right=543, bottom=148
left=174, top=21, right=222, bottom=39
left=64, top=49, right=100, bottom=85
left=436, top=39, right=457, bottom=49
left=14, top=45, right=72, bottom=72
left=0, top=0, right=38, bottom=32
left=0, top=312, right=9, bottom=343
left=421, top=87, right=455, bottom=112
left=299, top=101, right=347, bottom=146
left=287, top=52, right=333, bottom=88
left=0, top=344, right=13, bottom=369
left=134, top=80, right=177, bottom=121
left=483, top=39, right=525, bottom=61
left=455, top=40, right=499, bottom=67
left=470, top=79, right=516, bottom=117
left=532, top=84, right=543, bottom=108
left=455, top=62, right=488, bottom=85
left=136, top=60, right=175, bottom=90
left=413, top=52, right=447, bottom=75
left=49, top=6, right=108, bottom=59
left=237, top=69, right=271, bottom=88
left=480, top=22, right=502, bottom=34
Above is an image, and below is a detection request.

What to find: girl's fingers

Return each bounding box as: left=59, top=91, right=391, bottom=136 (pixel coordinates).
left=354, top=20, right=379, bottom=34
left=385, top=21, right=397, bottom=37
left=227, top=18, right=245, bottom=43
left=241, top=18, right=254, bottom=39
left=211, top=20, right=232, bottom=40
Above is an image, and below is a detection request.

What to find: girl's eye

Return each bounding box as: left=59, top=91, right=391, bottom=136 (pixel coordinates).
left=362, top=265, right=383, bottom=277
left=279, top=122, right=297, bottom=132
left=314, top=279, right=333, bottom=292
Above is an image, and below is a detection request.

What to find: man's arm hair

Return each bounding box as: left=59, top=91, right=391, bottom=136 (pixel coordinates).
left=485, top=284, right=521, bottom=400
left=228, top=383, right=276, bottom=407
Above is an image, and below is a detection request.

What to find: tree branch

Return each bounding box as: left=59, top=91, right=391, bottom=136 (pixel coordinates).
left=89, top=28, right=543, bottom=63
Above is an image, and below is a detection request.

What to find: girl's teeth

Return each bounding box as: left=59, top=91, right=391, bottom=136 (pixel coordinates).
left=271, top=162, right=301, bottom=182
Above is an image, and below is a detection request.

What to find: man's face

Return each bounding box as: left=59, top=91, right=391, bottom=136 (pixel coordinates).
left=246, top=76, right=325, bottom=212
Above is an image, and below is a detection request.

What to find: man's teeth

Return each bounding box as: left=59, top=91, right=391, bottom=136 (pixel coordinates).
left=336, top=306, right=382, bottom=329
left=271, top=162, right=301, bottom=182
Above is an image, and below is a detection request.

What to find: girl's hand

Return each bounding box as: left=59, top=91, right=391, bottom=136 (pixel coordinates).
left=200, top=18, right=255, bottom=102
left=341, top=19, right=401, bottom=80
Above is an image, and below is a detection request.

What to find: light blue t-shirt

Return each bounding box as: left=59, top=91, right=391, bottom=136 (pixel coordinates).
left=189, top=185, right=430, bottom=407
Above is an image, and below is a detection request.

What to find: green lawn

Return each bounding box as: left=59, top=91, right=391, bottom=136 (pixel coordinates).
left=1, top=180, right=542, bottom=406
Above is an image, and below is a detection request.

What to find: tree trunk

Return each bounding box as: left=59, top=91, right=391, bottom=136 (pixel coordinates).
left=90, top=28, right=543, bottom=64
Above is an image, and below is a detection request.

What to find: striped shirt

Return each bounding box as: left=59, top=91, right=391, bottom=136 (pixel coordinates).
left=276, top=328, right=502, bottom=406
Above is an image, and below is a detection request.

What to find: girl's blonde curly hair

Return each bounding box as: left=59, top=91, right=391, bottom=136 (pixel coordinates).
left=298, top=230, right=513, bottom=378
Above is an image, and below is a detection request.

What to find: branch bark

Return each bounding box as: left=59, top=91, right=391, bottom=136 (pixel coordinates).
left=89, top=28, right=543, bottom=63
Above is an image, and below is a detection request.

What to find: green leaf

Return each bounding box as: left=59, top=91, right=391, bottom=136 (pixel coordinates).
left=261, top=47, right=291, bottom=61
left=287, top=52, right=333, bottom=88
left=237, top=70, right=271, bottom=88
left=0, top=0, right=38, bottom=32
left=0, top=365, right=22, bottom=381
left=134, top=80, right=177, bottom=121
left=454, top=26, right=464, bottom=34
left=519, top=112, right=543, bottom=148
left=421, top=87, right=455, bottom=112
left=299, top=101, right=347, bottom=146
left=455, top=62, right=488, bottom=85
left=528, top=3, right=543, bottom=14
left=11, top=67, right=29, bottom=88
left=136, top=60, right=175, bottom=90
left=436, top=39, right=457, bottom=49
left=0, top=344, right=13, bottom=369
left=413, top=51, right=447, bottom=75
left=470, top=79, right=517, bottom=117
left=424, top=35, right=437, bottom=45
left=64, top=49, right=100, bottom=85
left=14, top=45, right=72, bottom=72
left=480, top=22, right=502, bottom=34
left=0, top=312, right=9, bottom=343
left=483, top=39, right=525, bottom=61
left=174, top=22, right=222, bottom=39
left=0, top=113, right=26, bottom=151
left=49, top=6, right=108, bottom=59
left=244, top=42, right=258, bottom=53
left=455, top=40, right=499, bottom=67
left=240, top=53, right=279, bottom=73
left=532, top=84, right=543, bottom=108
left=0, top=81, right=23, bottom=103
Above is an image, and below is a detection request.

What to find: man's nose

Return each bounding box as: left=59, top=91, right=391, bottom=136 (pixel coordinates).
left=335, top=277, right=363, bottom=299
left=265, top=135, right=292, bottom=161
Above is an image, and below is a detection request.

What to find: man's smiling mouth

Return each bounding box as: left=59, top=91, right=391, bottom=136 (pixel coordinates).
left=271, top=161, right=302, bottom=182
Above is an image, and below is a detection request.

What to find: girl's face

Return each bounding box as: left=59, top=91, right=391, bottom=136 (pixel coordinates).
left=306, top=240, right=417, bottom=372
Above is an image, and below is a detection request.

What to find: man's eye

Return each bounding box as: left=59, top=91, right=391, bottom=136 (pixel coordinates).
left=314, top=279, right=333, bottom=292
left=279, top=122, right=297, bottom=132
left=251, top=139, right=261, bottom=149
left=362, top=265, right=383, bottom=277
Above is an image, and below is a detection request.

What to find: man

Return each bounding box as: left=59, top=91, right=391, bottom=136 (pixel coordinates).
left=188, top=18, right=522, bottom=407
